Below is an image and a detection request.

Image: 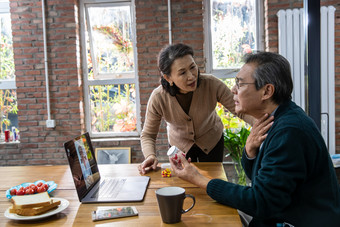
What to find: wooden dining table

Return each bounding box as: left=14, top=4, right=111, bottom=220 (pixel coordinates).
left=0, top=163, right=242, bottom=226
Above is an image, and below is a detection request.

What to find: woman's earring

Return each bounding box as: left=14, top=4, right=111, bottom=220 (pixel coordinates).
left=170, top=81, right=173, bottom=86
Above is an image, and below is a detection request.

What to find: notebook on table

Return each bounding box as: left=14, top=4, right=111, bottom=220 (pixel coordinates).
left=64, top=132, right=150, bottom=203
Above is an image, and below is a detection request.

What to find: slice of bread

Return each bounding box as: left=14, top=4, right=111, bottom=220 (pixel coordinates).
left=9, top=199, right=61, bottom=216
left=11, top=192, right=51, bottom=209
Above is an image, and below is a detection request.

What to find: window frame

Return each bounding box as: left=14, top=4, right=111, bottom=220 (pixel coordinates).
left=0, top=0, right=15, bottom=90
left=80, top=0, right=141, bottom=138
left=204, top=0, right=264, bottom=79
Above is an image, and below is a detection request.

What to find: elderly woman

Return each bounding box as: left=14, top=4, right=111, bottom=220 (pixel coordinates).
left=138, top=43, right=253, bottom=174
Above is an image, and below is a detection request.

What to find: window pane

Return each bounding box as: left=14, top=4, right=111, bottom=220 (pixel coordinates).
left=1, top=89, right=18, bottom=132
left=0, top=12, right=14, bottom=80
left=90, top=84, right=136, bottom=133
left=211, top=0, right=256, bottom=69
left=0, top=9, right=18, bottom=138
left=87, top=6, right=134, bottom=80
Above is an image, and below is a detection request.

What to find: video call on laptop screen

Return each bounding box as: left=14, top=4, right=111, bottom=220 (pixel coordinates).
left=65, top=133, right=100, bottom=200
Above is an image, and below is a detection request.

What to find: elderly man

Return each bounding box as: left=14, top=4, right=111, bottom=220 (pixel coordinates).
left=170, top=52, right=340, bottom=227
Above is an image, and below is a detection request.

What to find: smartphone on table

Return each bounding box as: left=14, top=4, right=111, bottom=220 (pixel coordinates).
left=92, top=206, right=138, bottom=221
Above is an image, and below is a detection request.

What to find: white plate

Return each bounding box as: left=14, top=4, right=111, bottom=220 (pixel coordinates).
left=4, top=198, right=69, bottom=221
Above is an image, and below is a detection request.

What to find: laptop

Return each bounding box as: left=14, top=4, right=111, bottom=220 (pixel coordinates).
left=64, top=132, right=150, bottom=203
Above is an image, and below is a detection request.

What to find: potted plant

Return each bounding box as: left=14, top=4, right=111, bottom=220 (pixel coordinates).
left=0, top=89, right=18, bottom=141
left=216, top=103, right=251, bottom=186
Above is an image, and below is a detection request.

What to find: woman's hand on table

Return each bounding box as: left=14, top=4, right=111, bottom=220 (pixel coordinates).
left=170, top=152, right=210, bottom=190
left=138, top=155, right=158, bottom=175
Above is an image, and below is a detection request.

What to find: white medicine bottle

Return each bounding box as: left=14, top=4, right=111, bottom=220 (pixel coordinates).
left=167, top=146, right=180, bottom=158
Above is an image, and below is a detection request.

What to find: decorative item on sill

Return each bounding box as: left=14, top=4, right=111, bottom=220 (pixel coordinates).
left=0, top=89, right=19, bottom=142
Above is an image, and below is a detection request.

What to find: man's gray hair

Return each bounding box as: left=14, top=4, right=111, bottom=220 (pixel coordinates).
left=243, top=52, right=293, bottom=105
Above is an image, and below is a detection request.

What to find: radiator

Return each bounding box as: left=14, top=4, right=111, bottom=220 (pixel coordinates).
left=277, top=6, right=336, bottom=154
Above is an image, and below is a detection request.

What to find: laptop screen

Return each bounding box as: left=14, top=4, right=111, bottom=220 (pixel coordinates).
left=64, top=132, right=100, bottom=200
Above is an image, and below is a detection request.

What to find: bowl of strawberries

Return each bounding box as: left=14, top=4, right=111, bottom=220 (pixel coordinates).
left=6, top=180, right=57, bottom=199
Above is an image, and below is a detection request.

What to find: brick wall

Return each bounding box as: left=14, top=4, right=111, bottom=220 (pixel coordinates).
left=1, top=0, right=339, bottom=166
left=0, top=0, right=83, bottom=166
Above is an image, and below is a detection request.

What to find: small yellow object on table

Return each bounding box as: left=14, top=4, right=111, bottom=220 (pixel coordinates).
left=161, top=163, right=172, bottom=178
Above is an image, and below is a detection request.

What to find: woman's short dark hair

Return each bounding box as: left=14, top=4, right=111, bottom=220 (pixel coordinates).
left=158, top=43, right=200, bottom=96
left=243, top=51, right=293, bottom=104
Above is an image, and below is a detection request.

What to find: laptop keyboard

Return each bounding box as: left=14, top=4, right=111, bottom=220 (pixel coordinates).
left=91, top=178, right=126, bottom=199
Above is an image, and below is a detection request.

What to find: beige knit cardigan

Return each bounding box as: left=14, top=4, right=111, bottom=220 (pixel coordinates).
left=140, top=74, right=252, bottom=159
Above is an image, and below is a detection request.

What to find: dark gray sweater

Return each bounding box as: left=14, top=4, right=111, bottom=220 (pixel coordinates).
left=207, top=101, right=340, bottom=227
